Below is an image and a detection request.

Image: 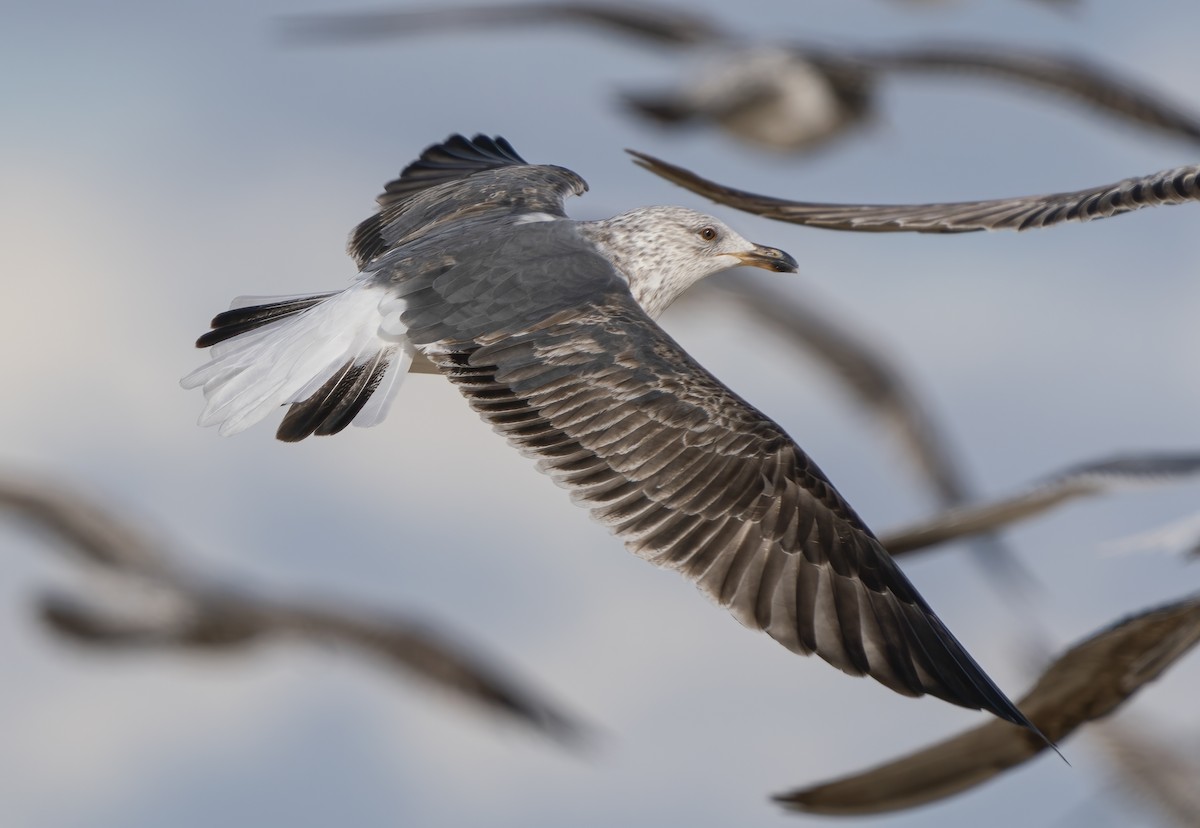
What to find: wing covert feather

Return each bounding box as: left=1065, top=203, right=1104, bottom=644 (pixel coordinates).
left=350, top=134, right=588, bottom=267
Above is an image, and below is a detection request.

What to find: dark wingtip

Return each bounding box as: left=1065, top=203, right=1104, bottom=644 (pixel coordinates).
left=195, top=295, right=334, bottom=350
left=1023, top=717, right=1067, bottom=763
left=372, top=133, right=529, bottom=214
left=973, top=679, right=1066, bottom=759
left=408, top=133, right=528, bottom=176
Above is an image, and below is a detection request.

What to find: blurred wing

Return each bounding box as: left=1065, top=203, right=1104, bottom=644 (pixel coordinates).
left=857, top=44, right=1200, bottom=146
left=10, top=466, right=584, bottom=742
left=621, top=82, right=783, bottom=128
left=776, top=591, right=1200, bottom=815
left=1103, top=508, right=1200, bottom=559
left=397, top=236, right=1038, bottom=729
left=0, top=476, right=177, bottom=580
left=280, top=1, right=723, bottom=48
left=880, top=451, right=1200, bottom=556
left=629, top=150, right=1200, bottom=233
left=349, top=133, right=588, bottom=267
left=274, top=604, right=585, bottom=743
left=38, top=590, right=265, bottom=649
left=38, top=584, right=584, bottom=740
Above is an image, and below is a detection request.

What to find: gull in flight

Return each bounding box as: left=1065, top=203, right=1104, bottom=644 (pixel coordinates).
left=281, top=3, right=1200, bottom=153
left=183, top=133, right=1047, bottom=738
left=0, top=473, right=582, bottom=739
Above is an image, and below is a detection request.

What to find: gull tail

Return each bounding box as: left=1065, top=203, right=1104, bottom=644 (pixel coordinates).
left=181, top=284, right=413, bottom=441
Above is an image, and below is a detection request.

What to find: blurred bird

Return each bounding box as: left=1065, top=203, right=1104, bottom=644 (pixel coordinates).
left=0, top=474, right=584, bottom=742
left=631, top=151, right=1200, bottom=232
left=183, top=133, right=1047, bottom=739
left=281, top=3, right=1200, bottom=153
left=878, top=451, right=1200, bottom=556
left=774, top=591, right=1200, bottom=815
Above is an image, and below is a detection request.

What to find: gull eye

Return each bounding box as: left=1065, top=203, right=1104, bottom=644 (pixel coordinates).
left=698, top=226, right=718, bottom=242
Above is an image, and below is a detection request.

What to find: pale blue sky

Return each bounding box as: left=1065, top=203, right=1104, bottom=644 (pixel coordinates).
left=2, top=1, right=1199, bottom=827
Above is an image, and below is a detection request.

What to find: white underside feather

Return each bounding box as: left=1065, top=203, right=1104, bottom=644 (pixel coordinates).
left=181, top=281, right=413, bottom=436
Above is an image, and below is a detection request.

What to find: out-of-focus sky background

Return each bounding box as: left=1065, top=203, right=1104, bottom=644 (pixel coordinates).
left=3, top=1, right=1199, bottom=826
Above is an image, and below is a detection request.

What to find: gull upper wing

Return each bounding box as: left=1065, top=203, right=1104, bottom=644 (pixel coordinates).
left=630, top=150, right=1200, bottom=233
left=391, top=220, right=1038, bottom=729
left=350, top=133, right=588, bottom=267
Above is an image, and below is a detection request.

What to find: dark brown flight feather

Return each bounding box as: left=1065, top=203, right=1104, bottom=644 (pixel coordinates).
left=349, top=134, right=586, bottom=268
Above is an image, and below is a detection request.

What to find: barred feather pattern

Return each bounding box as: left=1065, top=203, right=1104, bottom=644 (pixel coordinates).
left=415, top=294, right=1039, bottom=731
left=630, top=152, right=1200, bottom=234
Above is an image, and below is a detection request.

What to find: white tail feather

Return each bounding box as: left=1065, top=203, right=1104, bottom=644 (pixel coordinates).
left=182, top=283, right=412, bottom=436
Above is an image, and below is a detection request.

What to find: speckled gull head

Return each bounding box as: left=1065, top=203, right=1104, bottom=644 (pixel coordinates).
left=577, top=205, right=798, bottom=318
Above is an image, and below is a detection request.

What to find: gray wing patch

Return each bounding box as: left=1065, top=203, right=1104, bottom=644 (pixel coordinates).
left=350, top=135, right=588, bottom=267
left=630, top=150, right=1200, bottom=233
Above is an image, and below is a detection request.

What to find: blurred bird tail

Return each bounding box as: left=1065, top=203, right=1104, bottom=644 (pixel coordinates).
left=181, top=283, right=414, bottom=441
